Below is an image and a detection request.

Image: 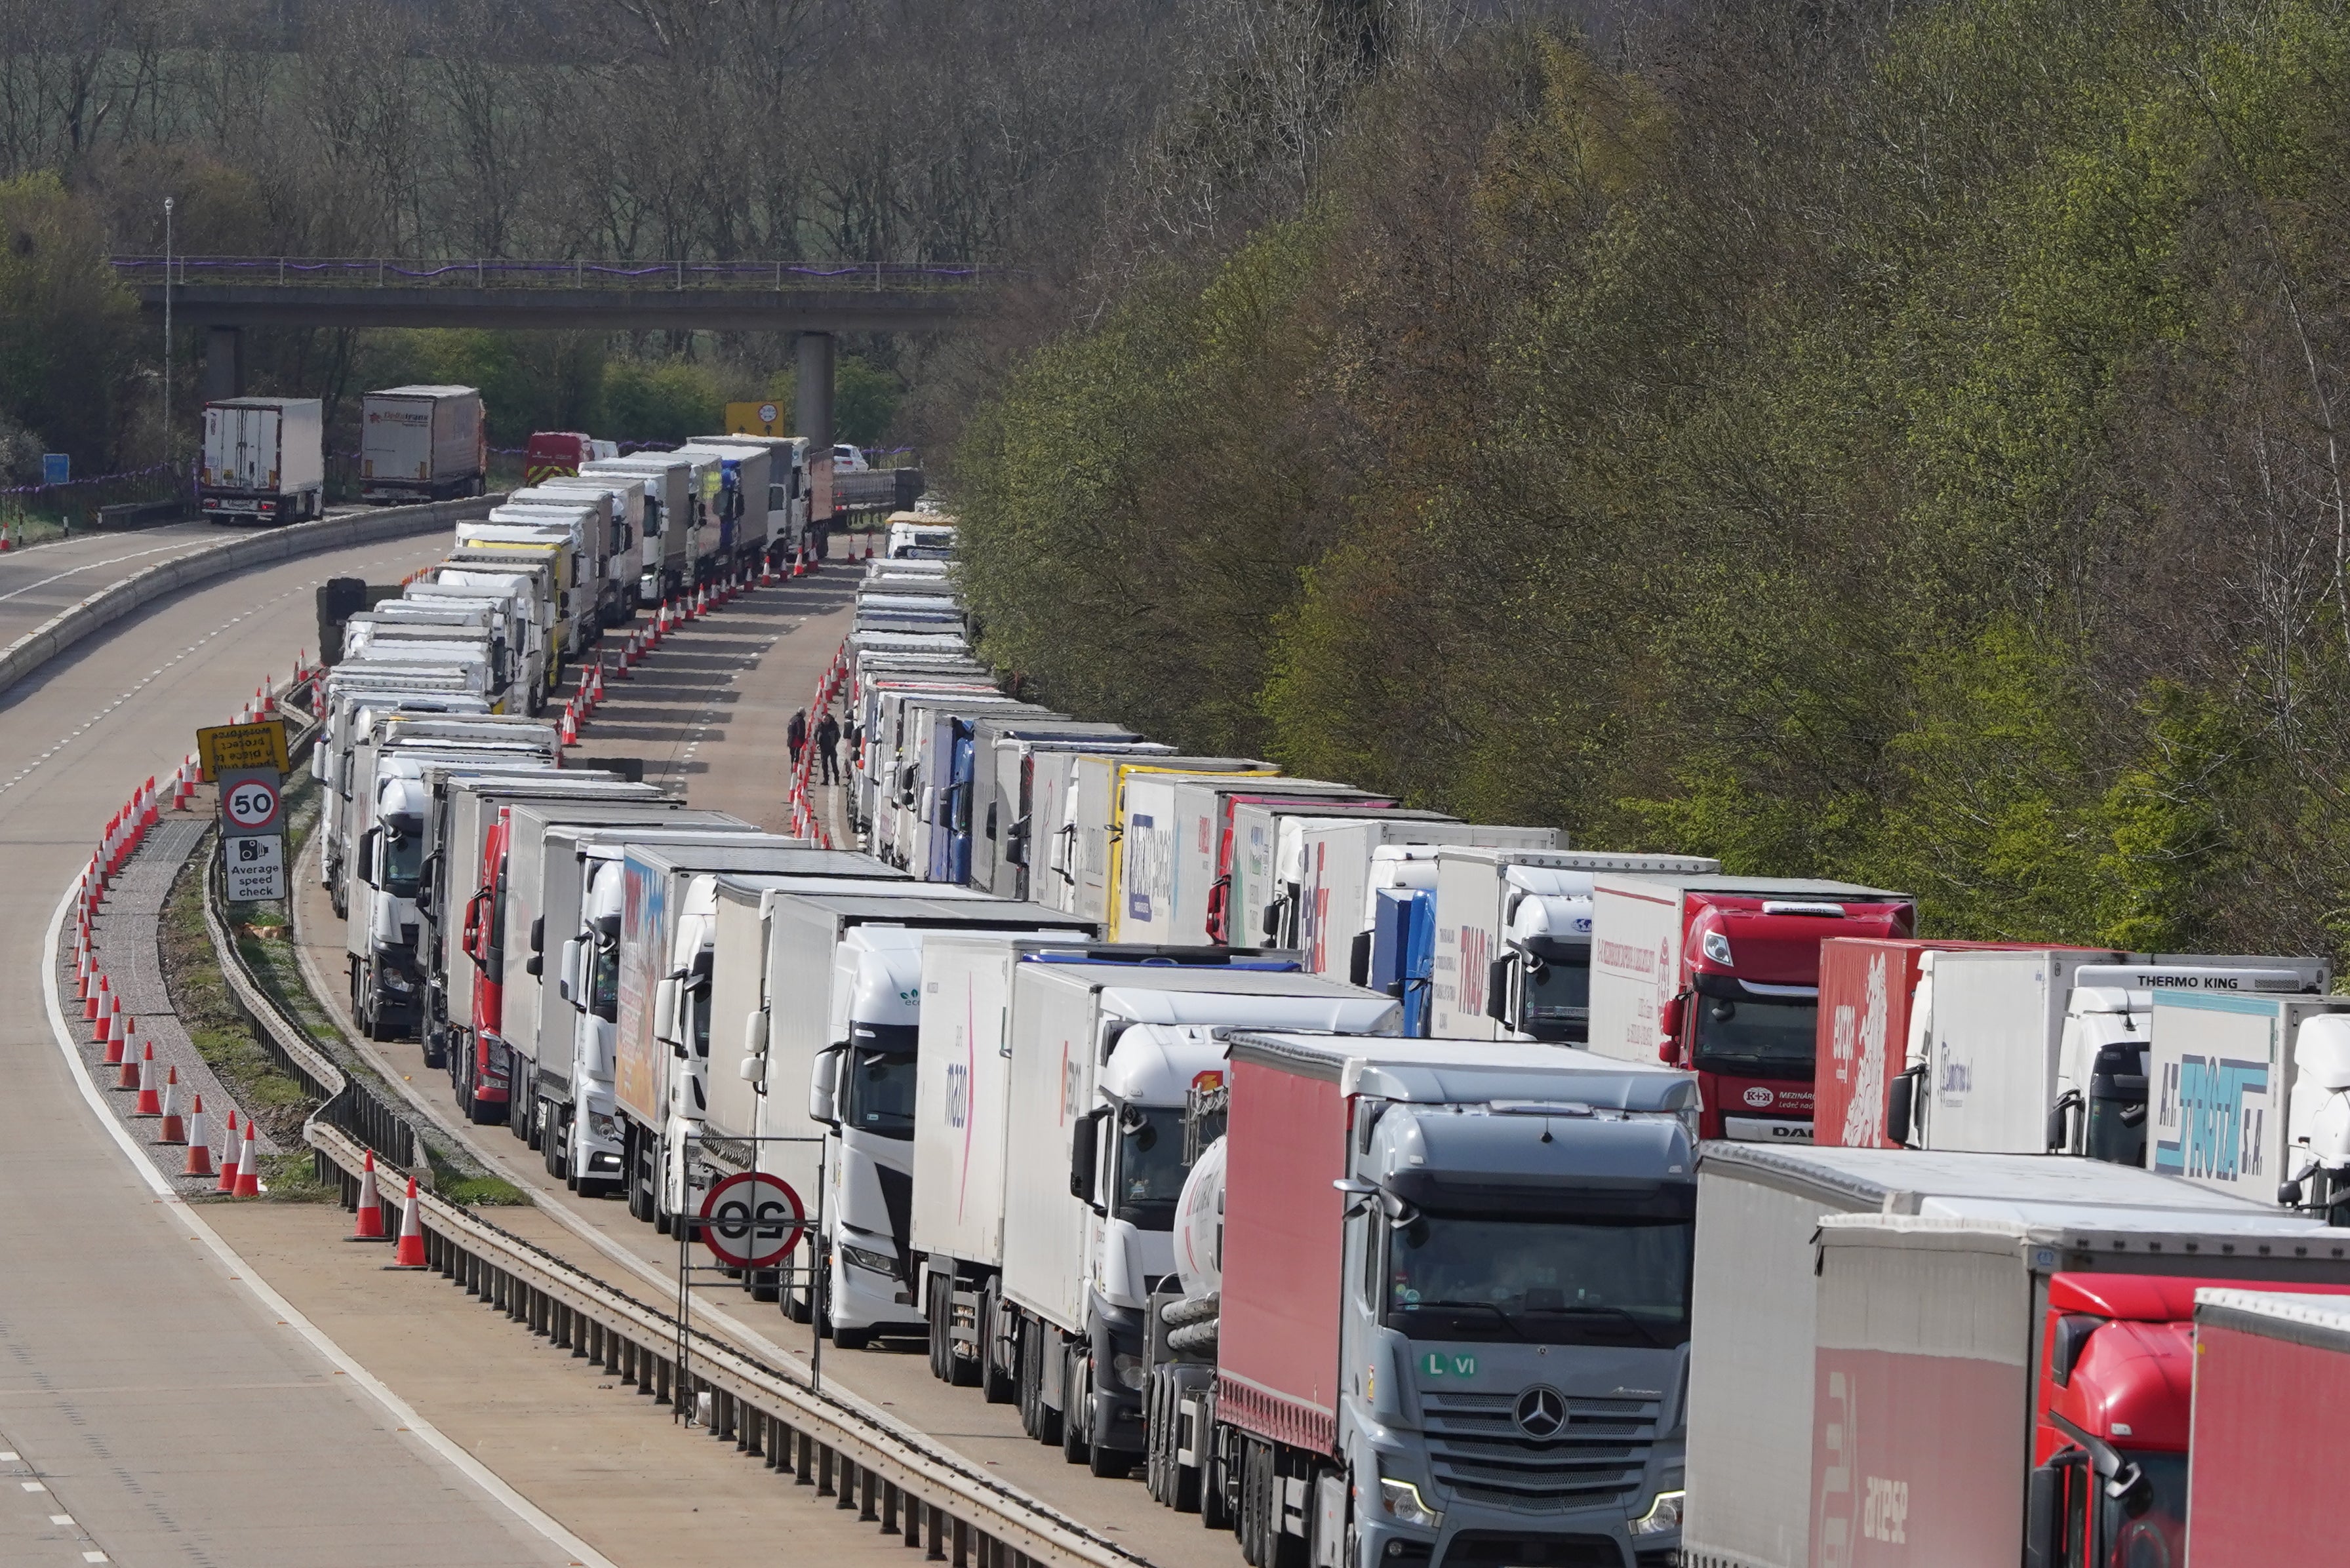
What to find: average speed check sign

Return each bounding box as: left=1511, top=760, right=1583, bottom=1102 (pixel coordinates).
left=698, top=1172, right=806, bottom=1270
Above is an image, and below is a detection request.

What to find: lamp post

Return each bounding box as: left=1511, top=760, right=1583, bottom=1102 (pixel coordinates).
left=162, top=196, right=174, bottom=470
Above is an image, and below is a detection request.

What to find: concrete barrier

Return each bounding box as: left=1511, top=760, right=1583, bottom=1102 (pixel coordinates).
left=0, top=496, right=505, bottom=700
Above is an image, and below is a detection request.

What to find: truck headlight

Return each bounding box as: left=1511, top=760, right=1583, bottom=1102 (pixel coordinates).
left=841, top=1244, right=898, bottom=1280
left=1631, top=1489, right=1684, bottom=1537
left=588, top=1111, right=618, bottom=1141
left=1701, top=931, right=1733, bottom=966
left=1113, top=1352, right=1145, bottom=1390
left=1378, top=1478, right=1443, bottom=1531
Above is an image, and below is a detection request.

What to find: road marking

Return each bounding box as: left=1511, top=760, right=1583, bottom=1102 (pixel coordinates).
left=0, top=539, right=214, bottom=605
left=39, top=788, right=616, bottom=1568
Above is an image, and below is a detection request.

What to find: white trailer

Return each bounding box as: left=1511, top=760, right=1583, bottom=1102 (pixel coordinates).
left=1285, top=820, right=1563, bottom=977
left=584, top=454, right=694, bottom=604
left=996, top=966, right=1400, bottom=1452
left=199, top=397, right=325, bottom=522
left=1079, top=757, right=1279, bottom=940
left=361, top=385, right=484, bottom=503
left=1431, top=850, right=1719, bottom=1042
left=528, top=472, right=645, bottom=627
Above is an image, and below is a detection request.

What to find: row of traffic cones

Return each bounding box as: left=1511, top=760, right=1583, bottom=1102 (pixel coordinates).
left=348, top=1149, right=428, bottom=1267
left=563, top=566, right=757, bottom=749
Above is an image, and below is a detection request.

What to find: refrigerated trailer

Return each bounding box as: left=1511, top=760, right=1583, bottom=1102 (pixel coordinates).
left=1679, top=1143, right=2350, bottom=1568
left=199, top=397, right=325, bottom=522
left=1284, top=821, right=1564, bottom=978
left=361, top=385, right=485, bottom=503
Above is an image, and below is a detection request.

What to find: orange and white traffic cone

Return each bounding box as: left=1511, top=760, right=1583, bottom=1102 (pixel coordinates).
left=349, top=1150, right=388, bottom=1242
left=131, top=1039, right=159, bottom=1107
left=139, top=778, right=159, bottom=829
left=559, top=704, right=579, bottom=747
left=184, top=1094, right=214, bottom=1177
left=386, top=1177, right=428, bottom=1269
left=97, top=991, right=120, bottom=1055
left=158, top=1065, right=185, bottom=1142
left=232, top=1120, right=261, bottom=1197
left=85, top=970, right=106, bottom=1022
left=214, top=1111, right=240, bottom=1192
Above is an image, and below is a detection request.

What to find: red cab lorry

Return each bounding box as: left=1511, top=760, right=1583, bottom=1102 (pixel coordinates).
left=525, top=431, right=597, bottom=485
left=460, top=806, right=519, bottom=1120
left=2185, top=1287, right=2350, bottom=1567
left=1679, top=1141, right=2350, bottom=1568
left=1587, top=875, right=1913, bottom=1143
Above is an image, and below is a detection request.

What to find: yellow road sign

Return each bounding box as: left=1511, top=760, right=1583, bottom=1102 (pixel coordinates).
left=725, top=401, right=787, bottom=437
left=196, top=720, right=290, bottom=781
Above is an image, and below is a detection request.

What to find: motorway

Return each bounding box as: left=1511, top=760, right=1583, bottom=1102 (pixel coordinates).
left=0, top=529, right=592, bottom=1567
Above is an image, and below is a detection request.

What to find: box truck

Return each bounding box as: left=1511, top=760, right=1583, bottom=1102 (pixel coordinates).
left=584, top=453, right=694, bottom=604
left=1681, top=1142, right=2350, bottom=1568
left=1430, top=850, right=1722, bottom=1047
left=2149, top=989, right=2350, bottom=1206
left=1586, top=874, right=1912, bottom=1141
left=1282, top=823, right=1564, bottom=977
left=198, top=396, right=325, bottom=522
left=1814, top=940, right=2326, bottom=1161
left=1092, top=758, right=1281, bottom=940
left=965, top=719, right=1161, bottom=897
left=361, top=385, right=485, bottom=503
left=1153, top=1035, right=1703, bottom=1568
left=528, top=472, right=645, bottom=627
left=997, top=966, right=1400, bottom=1474
left=1218, top=800, right=1456, bottom=949
left=1119, top=775, right=1370, bottom=947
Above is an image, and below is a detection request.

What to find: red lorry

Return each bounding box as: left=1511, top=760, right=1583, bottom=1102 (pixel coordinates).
left=2186, top=1287, right=2350, bottom=1566
left=1587, top=874, right=1914, bottom=1142
left=525, top=431, right=596, bottom=486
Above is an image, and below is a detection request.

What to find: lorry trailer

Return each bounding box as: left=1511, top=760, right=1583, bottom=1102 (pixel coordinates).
left=199, top=397, right=326, bottom=522
left=361, top=385, right=486, bottom=503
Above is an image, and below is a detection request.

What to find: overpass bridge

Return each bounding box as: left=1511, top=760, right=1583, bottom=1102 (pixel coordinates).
left=113, top=254, right=1000, bottom=452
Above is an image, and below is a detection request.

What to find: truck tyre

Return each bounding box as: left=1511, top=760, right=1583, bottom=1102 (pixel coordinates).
left=981, top=1287, right=1016, bottom=1404
left=1062, top=1350, right=1091, bottom=1465
left=926, top=1278, right=950, bottom=1381
left=1201, top=1422, right=1234, bottom=1532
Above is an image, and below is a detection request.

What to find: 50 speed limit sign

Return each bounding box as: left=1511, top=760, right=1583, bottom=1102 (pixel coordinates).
left=218, top=769, right=284, bottom=833
left=698, top=1172, right=806, bottom=1270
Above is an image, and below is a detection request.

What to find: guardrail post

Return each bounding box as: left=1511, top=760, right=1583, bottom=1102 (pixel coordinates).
left=656, top=1357, right=673, bottom=1406
left=926, top=1504, right=944, bottom=1559
left=795, top=1426, right=814, bottom=1485
left=882, top=1480, right=899, bottom=1535
left=951, top=1517, right=968, bottom=1568
left=818, top=1445, right=835, bottom=1497
left=860, top=1465, right=878, bottom=1521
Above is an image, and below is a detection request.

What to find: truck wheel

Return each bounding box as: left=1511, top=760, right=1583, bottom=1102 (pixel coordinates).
left=1200, top=1424, right=1234, bottom=1531
left=1062, top=1350, right=1091, bottom=1465
left=926, top=1278, right=950, bottom=1381
left=982, top=1288, right=1016, bottom=1404
left=515, top=1089, right=535, bottom=1145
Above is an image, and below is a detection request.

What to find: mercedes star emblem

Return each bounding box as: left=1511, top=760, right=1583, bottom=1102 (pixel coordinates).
left=1515, top=1384, right=1568, bottom=1439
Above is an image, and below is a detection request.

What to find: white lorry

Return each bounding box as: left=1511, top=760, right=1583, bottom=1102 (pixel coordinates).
left=528, top=472, right=645, bottom=626
left=1282, top=821, right=1563, bottom=976
left=502, top=490, right=616, bottom=633
left=1429, top=849, right=1721, bottom=1044
left=995, top=964, right=1400, bottom=1470
left=583, top=453, right=694, bottom=604
left=736, top=892, right=1093, bottom=1338
left=360, top=385, right=485, bottom=503
left=198, top=396, right=325, bottom=522
left=612, top=844, right=903, bottom=1230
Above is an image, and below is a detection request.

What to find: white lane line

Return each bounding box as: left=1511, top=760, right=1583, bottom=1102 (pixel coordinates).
left=0, top=539, right=214, bottom=606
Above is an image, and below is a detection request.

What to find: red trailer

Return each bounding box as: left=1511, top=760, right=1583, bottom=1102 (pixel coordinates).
left=525, top=431, right=595, bottom=486
left=2188, top=1288, right=2350, bottom=1566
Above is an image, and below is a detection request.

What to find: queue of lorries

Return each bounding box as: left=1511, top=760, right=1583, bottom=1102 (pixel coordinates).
left=317, top=515, right=2350, bottom=1568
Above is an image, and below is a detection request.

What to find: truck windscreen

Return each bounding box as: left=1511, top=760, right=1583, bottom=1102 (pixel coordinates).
left=1384, top=1213, right=1692, bottom=1348
left=385, top=814, right=426, bottom=897
left=1521, top=943, right=1591, bottom=1032
left=1113, top=1105, right=1187, bottom=1228
left=2104, top=1450, right=2183, bottom=1566
left=848, top=1045, right=917, bottom=1140
left=1694, top=994, right=1816, bottom=1080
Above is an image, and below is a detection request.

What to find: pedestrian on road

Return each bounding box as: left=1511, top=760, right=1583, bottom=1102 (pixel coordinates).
left=816, top=709, right=841, bottom=785
left=787, top=707, right=807, bottom=771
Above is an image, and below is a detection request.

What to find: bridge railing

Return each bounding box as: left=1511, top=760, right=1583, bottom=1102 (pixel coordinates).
left=110, top=256, right=998, bottom=290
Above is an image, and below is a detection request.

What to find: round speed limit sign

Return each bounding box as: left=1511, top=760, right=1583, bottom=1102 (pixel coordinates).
left=222, top=776, right=281, bottom=831
left=698, top=1172, right=806, bottom=1270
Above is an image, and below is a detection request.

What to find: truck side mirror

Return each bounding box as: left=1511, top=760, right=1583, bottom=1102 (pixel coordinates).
left=1262, top=899, right=1283, bottom=943
left=1885, top=1067, right=1919, bottom=1146
left=1659, top=995, right=1686, bottom=1062
left=2023, top=1460, right=2071, bottom=1568
left=808, top=1044, right=843, bottom=1125
left=525, top=952, right=542, bottom=977
left=557, top=937, right=581, bottom=1002
left=1349, top=930, right=1373, bottom=988
left=2046, top=1089, right=2084, bottom=1154
left=1070, top=1108, right=1104, bottom=1208
left=654, top=975, right=681, bottom=1044
left=742, top=1009, right=770, bottom=1090
left=359, top=827, right=382, bottom=888
left=1484, top=956, right=1513, bottom=1026
left=530, top=915, right=544, bottom=955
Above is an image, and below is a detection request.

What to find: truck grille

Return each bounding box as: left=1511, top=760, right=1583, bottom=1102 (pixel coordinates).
left=1420, top=1390, right=1656, bottom=1512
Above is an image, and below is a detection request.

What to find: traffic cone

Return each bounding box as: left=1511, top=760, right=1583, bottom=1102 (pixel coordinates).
left=158, top=1066, right=185, bottom=1142
left=96, top=989, right=118, bottom=1049
left=232, top=1120, right=260, bottom=1197
left=260, top=675, right=275, bottom=716
left=116, top=1023, right=142, bottom=1088
left=84, top=970, right=105, bottom=1023
left=385, top=1177, right=428, bottom=1269
left=139, top=778, right=158, bottom=828
left=214, top=1111, right=239, bottom=1192
left=183, top=1095, right=213, bottom=1177
left=134, top=1043, right=162, bottom=1116
left=560, top=704, right=579, bottom=747
left=349, top=1150, right=388, bottom=1242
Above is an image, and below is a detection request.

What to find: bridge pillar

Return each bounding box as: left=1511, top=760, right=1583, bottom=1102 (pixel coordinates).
left=795, top=331, right=835, bottom=456
left=203, top=326, right=245, bottom=402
